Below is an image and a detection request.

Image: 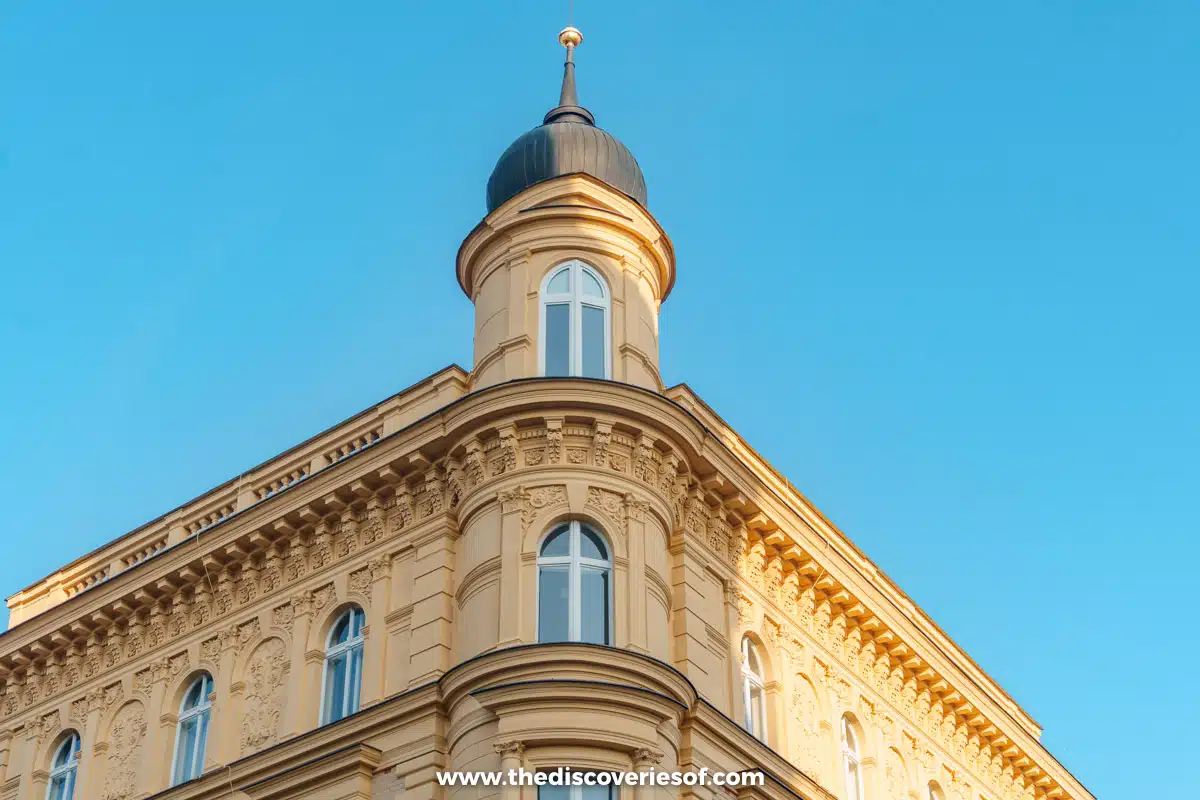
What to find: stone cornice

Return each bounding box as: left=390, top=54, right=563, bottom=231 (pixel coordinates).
left=0, top=377, right=1088, bottom=800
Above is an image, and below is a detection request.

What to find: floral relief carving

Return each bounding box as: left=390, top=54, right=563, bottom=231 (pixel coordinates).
left=790, top=674, right=824, bottom=783
left=362, top=504, right=384, bottom=546
left=566, top=448, right=587, bottom=464
left=37, top=709, right=60, bottom=742
left=70, top=697, right=88, bottom=727
left=591, top=425, right=611, bottom=467
left=101, top=701, right=146, bottom=800
left=545, top=424, right=563, bottom=464
left=585, top=487, right=626, bottom=530
left=240, top=638, right=287, bottom=756
left=312, top=583, right=336, bottom=613
left=272, top=602, right=295, bottom=635
left=525, top=485, right=567, bottom=530
left=349, top=566, right=372, bottom=602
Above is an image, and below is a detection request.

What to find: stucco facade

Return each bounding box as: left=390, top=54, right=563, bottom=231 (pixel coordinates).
left=0, top=32, right=1089, bottom=800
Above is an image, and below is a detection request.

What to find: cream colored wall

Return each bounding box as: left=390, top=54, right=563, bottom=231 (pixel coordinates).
left=457, top=175, right=675, bottom=393
left=0, top=379, right=1085, bottom=800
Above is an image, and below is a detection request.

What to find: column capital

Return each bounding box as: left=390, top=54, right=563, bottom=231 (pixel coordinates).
left=493, top=740, right=526, bottom=759
left=631, top=748, right=664, bottom=769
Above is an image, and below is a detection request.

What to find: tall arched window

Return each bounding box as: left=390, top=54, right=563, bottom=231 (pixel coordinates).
left=46, top=731, right=80, bottom=800
left=539, top=260, right=610, bottom=379
left=537, top=521, right=611, bottom=644
left=321, top=606, right=365, bottom=724
left=171, top=673, right=213, bottom=786
left=740, top=636, right=767, bottom=741
left=842, top=715, right=864, bottom=800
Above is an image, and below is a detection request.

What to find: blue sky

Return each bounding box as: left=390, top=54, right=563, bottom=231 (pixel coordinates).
left=2, top=2, right=1196, bottom=796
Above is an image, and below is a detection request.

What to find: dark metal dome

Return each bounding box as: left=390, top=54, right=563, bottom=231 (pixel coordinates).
left=486, top=122, right=647, bottom=213
left=485, top=28, right=647, bottom=213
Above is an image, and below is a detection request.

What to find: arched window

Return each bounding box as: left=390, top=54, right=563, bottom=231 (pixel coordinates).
left=537, top=521, right=611, bottom=644
left=740, top=636, right=767, bottom=740
left=928, top=783, right=945, bottom=800
left=539, top=260, right=610, bottom=379
left=321, top=606, right=365, bottom=724
left=46, top=731, right=80, bottom=800
left=842, top=715, right=864, bottom=800
left=171, top=673, right=213, bottom=786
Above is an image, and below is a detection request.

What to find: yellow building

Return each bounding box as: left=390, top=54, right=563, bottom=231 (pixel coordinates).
left=0, top=28, right=1090, bottom=800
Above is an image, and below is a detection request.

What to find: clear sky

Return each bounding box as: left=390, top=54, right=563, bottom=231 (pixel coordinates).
left=2, top=2, right=1196, bottom=797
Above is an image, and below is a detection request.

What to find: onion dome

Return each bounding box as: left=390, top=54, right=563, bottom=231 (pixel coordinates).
left=486, top=27, right=648, bottom=213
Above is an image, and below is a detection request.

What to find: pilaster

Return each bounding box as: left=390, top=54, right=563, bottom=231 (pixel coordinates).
left=361, top=556, right=393, bottom=707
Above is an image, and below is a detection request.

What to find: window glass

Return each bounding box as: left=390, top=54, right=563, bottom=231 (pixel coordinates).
left=541, top=526, right=570, bottom=557
left=545, top=303, right=571, bottom=376
left=329, top=654, right=349, bottom=721
left=579, top=528, right=607, bottom=560
left=548, top=268, right=571, bottom=294
left=540, top=261, right=610, bottom=379
left=749, top=684, right=764, bottom=737
left=537, top=521, right=612, bottom=644
left=580, top=566, right=610, bottom=644
left=331, top=615, right=350, bottom=645
left=581, top=305, right=605, bottom=379
left=538, top=565, right=570, bottom=641
left=581, top=270, right=604, bottom=298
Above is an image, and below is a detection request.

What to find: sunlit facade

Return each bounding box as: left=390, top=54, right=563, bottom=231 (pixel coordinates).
left=0, top=28, right=1090, bottom=800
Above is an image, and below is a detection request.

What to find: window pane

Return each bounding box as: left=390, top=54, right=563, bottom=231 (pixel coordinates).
left=579, top=528, right=607, bottom=560
left=539, top=786, right=570, bottom=800
left=749, top=685, right=764, bottom=738
left=581, top=270, right=604, bottom=298
left=580, top=566, right=609, bottom=645
left=547, top=268, right=571, bottom=294
left=196, top=711, right=210, bottom=775
left=581, top=305, right=605, bottom=378
left=327, top=653, right=348, bottom=722
left=747, top=645, right=761, bottom=677
left=352, top=608, right=365, bottom=636
left=582, top=785, right=611, bottom=800
left=331, top=615, right=350, bottom=645
left=847, top=765, right=860, bottom=800
left=49, top=775, right=66, bottom=800
left=348, top=646, right=363, bottom=716
left=545, top=303, right=571, bottom=376
left=176, top=718, right=197, bottom=783
left=538, top=566, right=570, bottom=641
left=541, top=526, right=570, bottom=557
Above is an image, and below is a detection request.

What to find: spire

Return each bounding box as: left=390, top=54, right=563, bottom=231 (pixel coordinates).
left=543, top=26, right=595, bottom=125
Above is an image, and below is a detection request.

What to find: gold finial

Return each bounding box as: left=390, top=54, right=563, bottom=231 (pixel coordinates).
left=559, top=26, right=583, bottom=50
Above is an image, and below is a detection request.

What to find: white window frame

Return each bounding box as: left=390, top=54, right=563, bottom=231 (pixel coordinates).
left=170, top=673, right=213, bottom=786
left=538, top=260, right=612, bottom=379
left=46, top=732, right=80, bottom=800
left=740, top=636, right=768, bottom=741
left=320, top=606, right=366, bottom=725
left=536, top=521, right=613, bottom=644
left=842, top=715, right=864, bottom=800
left=537, top=781, right=614, bottom=800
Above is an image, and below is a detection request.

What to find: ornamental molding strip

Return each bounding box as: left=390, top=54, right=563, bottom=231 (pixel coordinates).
left=0, top=381, right=1080, bottom=800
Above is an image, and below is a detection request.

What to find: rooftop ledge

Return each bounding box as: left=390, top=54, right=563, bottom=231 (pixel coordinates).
left=3, top=365, right=471, bottom=629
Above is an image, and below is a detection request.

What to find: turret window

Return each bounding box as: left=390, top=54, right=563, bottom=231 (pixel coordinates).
left=740, top=637, right=767, bottom=741
left=47, top=732, right=80, bottom=800
left=171, top=673, right=213, bottom=786
left=322, top=606, right=366, bottom=724
left=537, top=521, right=612, bottom=644
left=540, top=261, right=610, bottom=379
